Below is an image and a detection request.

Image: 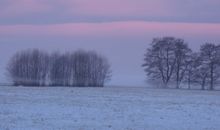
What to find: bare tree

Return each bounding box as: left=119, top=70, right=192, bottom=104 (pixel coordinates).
left=184, top=53, right=199, bottom=89
left=193, top=56, right=210, bottom=90
left=49, top=52, right=74, bottom=86
left=184, top=53, right=209, bottom=90
left=143, top=37, right=195, bottom=89
left=49, top=52, right=61, bottom=86
left=30, top=49, right=49, bottom=86
left=174, top=40, right=192, bottom=89
left=184, top=44, right=220, bottom=90
left=7, top=49, right=49, bottom=86
left=8, top=49, right=111, bottom=87
left=72, top=50, right=111, bottom=87
left=7, top=51, right=23, bottom=86
left=89, top=51, right=111, bottom=87
left=199, top=43, right=220, bottom=90
left=143, top=37, right=177, bottom=88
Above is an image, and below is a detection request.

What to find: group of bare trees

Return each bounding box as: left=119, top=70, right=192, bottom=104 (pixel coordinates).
left=7, top=49, right=111, bottom=87
left=6, top=38, right=220, bottom=90
left=7, top=49, right=49, bottom=86
left=143, top=37, right=220, bottom=90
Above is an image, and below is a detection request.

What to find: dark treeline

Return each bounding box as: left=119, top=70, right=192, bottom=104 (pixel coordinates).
left=7, top=49, right=111, bottom=87
left=143, top=37, right=220, bottom=90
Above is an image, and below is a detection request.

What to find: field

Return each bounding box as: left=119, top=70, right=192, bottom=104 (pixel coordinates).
left=0, top=86, right=220, bottom=130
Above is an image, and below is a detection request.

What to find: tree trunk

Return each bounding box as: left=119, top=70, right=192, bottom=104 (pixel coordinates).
left=188, top=71, right=191, bottom=90
left=201, top=78, right=206, bottom=90
left=210, top=64, right=214, bottom=90
left=176, top=69, right=180, bottom=89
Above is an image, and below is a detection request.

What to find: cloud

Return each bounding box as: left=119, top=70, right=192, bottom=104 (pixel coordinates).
left=0, top=0, right=51, bottom=17
left=66, top=0, right=171, bottom=17
left=0, top=21, right=220, bottom=38
left=0, top=0, right=220, bottom=24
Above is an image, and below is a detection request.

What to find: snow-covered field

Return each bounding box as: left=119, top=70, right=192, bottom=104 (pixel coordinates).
left=0, top=86, right=220, bottom=130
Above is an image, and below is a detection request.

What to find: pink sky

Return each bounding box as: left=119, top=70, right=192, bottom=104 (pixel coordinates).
left=0, top=0, right=174, bottom=18
left=1, top=21, right=220, bottom=38
left=1, top=0, right=220, bottom=23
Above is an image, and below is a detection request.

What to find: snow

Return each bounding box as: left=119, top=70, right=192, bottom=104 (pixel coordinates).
left=0, top=86, right=220, bottom=130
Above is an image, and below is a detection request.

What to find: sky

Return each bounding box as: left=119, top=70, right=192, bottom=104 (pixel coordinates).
left=0, top=0, right=220, bottom=86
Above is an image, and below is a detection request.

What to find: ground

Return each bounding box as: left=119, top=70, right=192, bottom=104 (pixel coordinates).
left=0, top=86, right=220, bottom=130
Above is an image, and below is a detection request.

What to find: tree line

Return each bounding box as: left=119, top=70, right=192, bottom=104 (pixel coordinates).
left=6, top=37, right=220, bottom=90
left=7, top=49, right=111, bottom=87
left=143, top=37, right=220, bottom=90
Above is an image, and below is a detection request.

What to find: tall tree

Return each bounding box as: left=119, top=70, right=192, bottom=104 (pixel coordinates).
left=184, top=53, right=199, bottom=89
left=200, top=43, right=220, bottom=90
left=190, top=54, right=209, bottom=90
left=7, top=49, right=49, bottom=86
left=143, top=37, right=177, bottom=88
left=174, top=40, right=192, bottom=89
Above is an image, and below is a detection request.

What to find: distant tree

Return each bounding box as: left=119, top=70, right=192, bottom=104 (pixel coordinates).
left=199, top=43, right=220, bottom=90
left=73, top=50, right=89, bottom=86
left=8, top=49, right=111, bottom=87
left=173, top=40, right=192, bottom=89
left=184, top=43, right=220, bottom=90
left=7, top=51, right=24, bottom=86
left=184, top=53, right=199, bottom=89
left=49, top=52, right=61, bottom=86
left=90, top=52, right=111, bottom=86
left=7, top=49, right=49, bottom=86
left=49, top=52, right=72, bottom=86
left=30, top=49, right=49, bottom=86
left=72, top=50, right=111, bottom=87
left=188, top=54, right=209, bottom=90
left=143, top=37, right=194, bottom=88
left=143, top=37, right=177, bottom=88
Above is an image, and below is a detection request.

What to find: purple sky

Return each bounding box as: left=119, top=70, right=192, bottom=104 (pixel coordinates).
left=0, top=0, right=220, bottom=86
